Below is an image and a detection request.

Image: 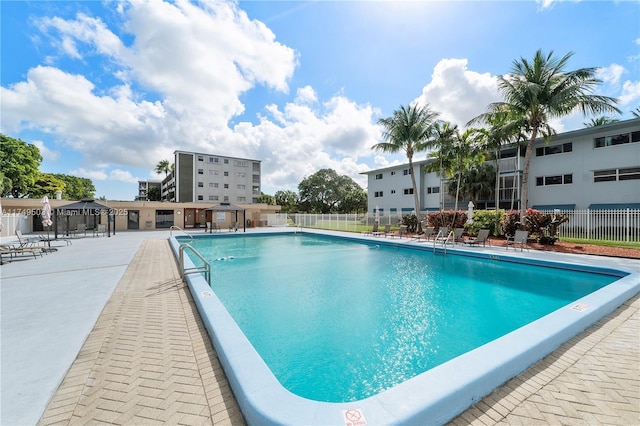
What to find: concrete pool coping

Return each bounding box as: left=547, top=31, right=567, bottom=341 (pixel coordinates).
left=171, top=229, right=640, bottom=425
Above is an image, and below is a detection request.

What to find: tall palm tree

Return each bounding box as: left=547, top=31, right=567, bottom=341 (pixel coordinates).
left=155, top=159, right=171, bottom=176
left=486, top=50, right=620, bottom=220
left=631, top=107, right=640, bottom=118
left=425, top=121, right=458, bottom=215
left=373, top=104, right=439, bottom=231
left=454, top=163, right=495, bottom=207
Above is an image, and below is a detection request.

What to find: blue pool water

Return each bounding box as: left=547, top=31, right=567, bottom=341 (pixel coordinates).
left=185, top=234, right=617, bottom=403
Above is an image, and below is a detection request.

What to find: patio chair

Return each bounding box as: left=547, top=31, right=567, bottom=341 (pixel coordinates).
left=506, top=230, right=529, bottom=252
left=362, top=223, right=379, bottom=236
left=389, top=225, right=407, bottom=239
left=463, top=229, right=490, bottom=247
left=374, top=224, right=390, bottom=237
left=229, top=221, right=238, bottom=232
left=15, top=230, right=45, bottom=249
left=0, top=244, right=44, bottom=263
left=411, top=226, right=435, bottom=242
left=452, top=228, right=465, bottom=244
left=74, top=223, right=87, bottom=237
left=209, top=222, right=220, bottom=233
left=93, top=224, right=107, bottom=237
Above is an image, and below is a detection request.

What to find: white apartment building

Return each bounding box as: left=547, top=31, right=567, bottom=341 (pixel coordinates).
left=362, top=118, right=640, bottom=217
left=163, top=151, right=261, bottom=203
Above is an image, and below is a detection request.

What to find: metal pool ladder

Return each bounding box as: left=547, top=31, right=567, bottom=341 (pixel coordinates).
left=433, top=230, right=453, bottom=255
left=179, top=243, right=211, bottom=284
left=170, top=225, right=193, bottom=239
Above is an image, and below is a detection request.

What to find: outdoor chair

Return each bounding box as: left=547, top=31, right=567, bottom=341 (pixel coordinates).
left=374, top=224, right=390, bottom=237
left=229, top=221, right=238, bottom=232
left=93, top=224, right=107, bottom=237
left=452, top=228, right=465, bottom=244
left=15, top=230, right=46, bottom=249
left=463, top=229, right=490, bottom=247
left=362, top=223, right=379, bottom=236
left=412, top=226, right=435, bottom=242
left=0, top=244, right=44, bottom=263
left=74, top=223, right=87, bottom=237
left=506, top=230, right=529, bottom=252
left=209, top=222, right=220, bottom=233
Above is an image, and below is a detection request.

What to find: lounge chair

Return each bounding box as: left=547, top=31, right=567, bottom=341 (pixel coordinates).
left=463, top=229, right=490, bottom=247
left=412, top=226, right=436, bottom=242
left=374, top=224, right=390, bottom=237
left=0, top=244, right=44, bottom=262
left=389, top=225, right=407, bottom=239
left=506, top=230, right=529, bottom=251
left=16, top=230, right=46, bottom=249
left=362, top=223, right=379, bottom=236
left=452, top=228, right=465, bottom=244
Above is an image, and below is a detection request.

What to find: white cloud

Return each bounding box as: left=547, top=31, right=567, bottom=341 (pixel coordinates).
left=70, top=167, right=139, bottom=183
left=597, top=64, right=625, bottom=86
left=619, top=80, right=640, bottom=105
left=414, top=58, right=500, bottom=128
left=32, top=140, right=59, bottom=162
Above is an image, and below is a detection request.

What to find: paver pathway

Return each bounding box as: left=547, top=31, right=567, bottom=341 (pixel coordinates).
left=38, top=238, right=639, bottom=425
left=38, top=239, right=244, bottom=425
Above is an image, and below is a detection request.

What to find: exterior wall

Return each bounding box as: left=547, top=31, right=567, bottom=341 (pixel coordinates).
left=528, top=119, right=640, bottom=210
left=173, top=151, right=261, bottom=203
left=0, top=198, right=280, bottom=237
left=363, top=118, right=640, bottom=214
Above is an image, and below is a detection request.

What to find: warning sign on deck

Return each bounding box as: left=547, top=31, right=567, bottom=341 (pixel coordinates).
left=342, top=408, right=367, bottom=426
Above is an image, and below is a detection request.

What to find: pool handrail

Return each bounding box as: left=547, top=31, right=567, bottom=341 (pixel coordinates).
left=170, top=225, right=193, bottom=239
left=433, top=230, right=453, bottom=255
left=179, top=243, right=210, bottom=284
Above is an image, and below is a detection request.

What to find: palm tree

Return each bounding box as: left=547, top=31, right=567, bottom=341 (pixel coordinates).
left=425, top=121, right=458, bottom=215
left=454, top=163, right=496, bottom=207
left=632, top=107, right=640, bottom=118
left=373, top=104, right=439, bottom=232
left=155, top=159, right=171, bottom=176
left=485, top=50, right=620, bottom=220
left=584, top=116, right=620, bottom=127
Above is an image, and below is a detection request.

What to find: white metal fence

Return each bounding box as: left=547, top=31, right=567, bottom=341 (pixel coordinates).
left=263, top=210, right=640, bottom=243
left=541, top=209, right=640, bottom=243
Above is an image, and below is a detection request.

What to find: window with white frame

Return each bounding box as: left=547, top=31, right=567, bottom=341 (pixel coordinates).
left=403, top=188, right=414, bottom=195
left=536, top=174, right=573, bottom=186
left=375, top=173, right=383, bottom=180
left=374, top=191, right=383, bottom=197
left=594, top=167, right=640, bottom=182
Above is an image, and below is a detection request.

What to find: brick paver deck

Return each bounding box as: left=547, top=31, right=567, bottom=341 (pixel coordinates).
left=39, top=239, right=639, bottom=425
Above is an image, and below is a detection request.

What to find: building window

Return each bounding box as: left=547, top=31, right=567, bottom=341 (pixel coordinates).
left=197, top=195, right=203, bottom=200
left=197, top=182, right=203, bottom=187
left=403, top=188, right=414, bottom=195
left=536, top=142, right=573, bottom=157
left=224, top=171, right=229, bottom=177
left=197, top=169, right=203, bottom=175
left=236, top=172, right=246, bottom=178
left=210, top=170, right=218, bottom=176
left=375, top=173, right=383, bottom=180
left=223, top=196, right=229, bottom=202
left=374, top=191, right=383, bottom=197
left=208, top=195, right=214, bottom=201
left=594, top=132, right=635, bottom=148
left=210, top=157, right=218, bottom=163
left=237, top=184, right=246, bottom=190
left=595, top=167, right=640, bottom=182
left=253, top=162, right=260, bottom=172
left=390, top=171, right=396, bottom=176
left=235, top=160, right=248, bottom=167
left=237, top=196, right=246, bottom=202
left=224, top=184, right=229, bottom=189
left=224, top=159, right=229, bottom=164
left=403, top=169, right=411, bottom=175
left=198, top=156, right=203, bottom=161
left=427, top=186, right=440, bottom=194
left=536, top=174, right=573, bottom=186
left=211, top=195, right=219, bottom=201
left=390, top=189, right=396, bottom=194
left=209, top=183, right=214, bottom=188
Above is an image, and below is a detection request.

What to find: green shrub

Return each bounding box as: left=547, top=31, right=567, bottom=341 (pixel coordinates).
left=468, top=209, right=503, bottom=236
left=426, top=210, right=468, bottom=230
left=401, top=214, right=419, bottom=233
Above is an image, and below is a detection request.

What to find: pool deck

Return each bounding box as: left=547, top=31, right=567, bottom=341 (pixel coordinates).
left=1, top=228, right=638, bottom=425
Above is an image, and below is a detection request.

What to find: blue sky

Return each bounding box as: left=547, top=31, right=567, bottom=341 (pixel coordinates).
left=2, top=0, right=639, bottom=201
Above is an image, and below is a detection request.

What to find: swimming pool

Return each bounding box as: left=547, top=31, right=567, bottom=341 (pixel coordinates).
left=171, top=230, right=640, bottom=425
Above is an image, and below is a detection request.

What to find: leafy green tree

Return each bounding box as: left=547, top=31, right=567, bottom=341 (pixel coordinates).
left=583, top=116, right=620, bottom=127
left=275, top=190, right=299, bottom=212
left=29, top=173, right=66, bottom=198
left=258, top=192, right=276, bottom=205
left=374, top=104, right=439, bottom=231
left=0, top=134, right=42, bottom=198
left=52, top=174, right=96, bottom=199
left=298, top=169, right=364, bottom=213
left=340, top=186, right=367, bottom=214
left=147, top=186, right=161, bottom=201
left=155, top=159, right=171, bottom=176
left=485, top=50, right=620, bottom=219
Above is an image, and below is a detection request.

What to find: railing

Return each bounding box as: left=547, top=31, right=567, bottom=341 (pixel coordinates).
left=179, top=243, right=210, bottom=284
left=265, top=209, right=640, bottom=244
left=170, top=225, right=193, bottom=239
left=540, top=209, right=640, bottom=243
left=433, top=230, right=453, bottom=255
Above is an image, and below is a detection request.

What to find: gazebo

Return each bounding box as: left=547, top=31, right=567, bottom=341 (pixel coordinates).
left=205, top=203, right=246, bottom=232
left=54, top=198, right=111, bottom=238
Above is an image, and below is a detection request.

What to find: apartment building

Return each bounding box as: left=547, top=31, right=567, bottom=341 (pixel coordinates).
left=165, top=151, right=261, bottom=203
left=363, top=118, right=640, bottom=216
left=136, top=180, right=161, bottom=201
